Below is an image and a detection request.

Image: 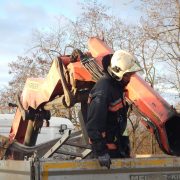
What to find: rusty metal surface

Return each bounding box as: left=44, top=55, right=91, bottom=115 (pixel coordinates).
left=0, top=135, right=11, bottom=159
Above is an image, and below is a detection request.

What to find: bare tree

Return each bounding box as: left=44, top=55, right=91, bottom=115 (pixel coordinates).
left=0, top=53, right=50, bottom=111
left=31, top=16, right=72, bottom=58
left=140, top=0, right=180, bottom=94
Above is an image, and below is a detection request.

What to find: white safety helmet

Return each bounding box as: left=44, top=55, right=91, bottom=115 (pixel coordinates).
left=108, top=50, right=142, bottom=81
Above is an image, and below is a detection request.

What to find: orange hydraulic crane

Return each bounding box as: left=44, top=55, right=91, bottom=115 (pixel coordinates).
left=1, top=37, right=179, bottom=160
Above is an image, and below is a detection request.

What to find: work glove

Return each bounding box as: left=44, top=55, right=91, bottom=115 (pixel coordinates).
left=98, top=153, right=111, bottom=169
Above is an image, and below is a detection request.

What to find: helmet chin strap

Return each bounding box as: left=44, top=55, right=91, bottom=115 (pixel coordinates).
left=107, top=66, right=122, bottom=81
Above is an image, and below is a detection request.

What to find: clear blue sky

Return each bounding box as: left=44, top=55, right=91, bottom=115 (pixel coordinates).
left=0, top=0, right=142, bottom=88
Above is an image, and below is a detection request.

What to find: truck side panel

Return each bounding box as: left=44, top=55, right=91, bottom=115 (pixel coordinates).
left=0, top=160, right=32, bottom=180
left=1, top=157, right=180, bottom=180
left=38, top=156, right=180, bottom=180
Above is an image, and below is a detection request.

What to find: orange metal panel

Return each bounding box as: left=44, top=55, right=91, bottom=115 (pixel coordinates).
left=88, top=37, right=114, bottom=58
left=9, top=108, right=28, bottom=143
left=126, top=74, right=175, bottom=123
left=9, top=59, right=64, bottom=144
left=88, top=37, right=114, bottom=66
left=22, top=58, right=63, bottom=110
left=67, top=62, right=94, bottom=82
left=125, top=74, right=177, bottom=153
left=60, top=56, right=77, bottom=66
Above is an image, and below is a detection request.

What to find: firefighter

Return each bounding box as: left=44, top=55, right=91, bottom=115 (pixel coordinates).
left=86, top=50, right=142, bottom=169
